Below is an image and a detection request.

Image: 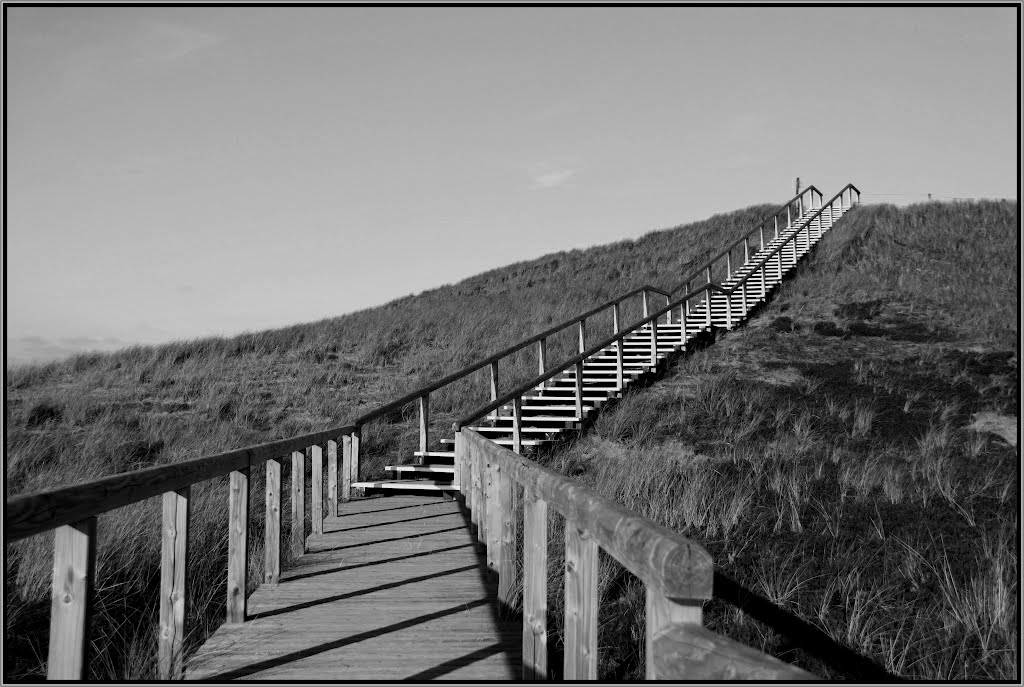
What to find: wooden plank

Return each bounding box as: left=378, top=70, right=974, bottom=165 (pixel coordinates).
left=497, top=466, right=518, bottom=611
left=47, top=517, right=96, bottom=680
left=574, top=361, right=584, bottom=419
left=311, top=445, right=323, bottom=536
left=227, top=469, right=248, bottom=624
left=6, top=426, right=355, bottom=543
left=651, top=622, right=814, bottom=680
left=159, top=487, right=189, bottom=680
left=537, top=337, right=547, bottom=375
left=291, top=451, right=305, bottom=558
left=522, top=491, right=547, bottom=681
left=350, top=430, right=361, bottom=488
left=419, top=394, right=429, bottom=458
left=564, top=519, right=597, bottom=680
left=645, top=587, right=700, bottom=679
left=187, top=495, right=520, bottom=681
left=512, top=396, right=522, bottom=454
left=341, top=435, right=352, bottom=503
left=265, top=458, right=282, bottom=585
left=578, top=319, right=586, bottom=354
left=327, top=440, right=338, bottom=518
left=490, top=361, right=500, bottom=418
left=486, top=458, right=501, bottom=576
left=460, top=430, right=712, bottom=604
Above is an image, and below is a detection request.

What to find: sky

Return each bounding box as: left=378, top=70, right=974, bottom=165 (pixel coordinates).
left=5, top=6, right=1018, bottom=366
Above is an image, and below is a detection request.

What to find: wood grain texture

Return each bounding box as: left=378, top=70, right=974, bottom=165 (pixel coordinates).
left=419, top=394, right=429, bottom=457
left=227, top=469, right=248, bottom=624
left=311, top=445, right=323, bottom=536
left=7, top=427, right=353, bottom=542
left=537, top=337, right=547, bottom=375
left=47, top=518, right=96, bottom=680
left=265, top=458, right=282, bottom=585
left=577, top=319, right=586, bottom=354
left=489, top=361, right=500, bottom=417
left=159, top=488, right=189, bottom=679
left=645, top=587, right=700, bottom=679
left=512, top=396, right=522, bottom=454
left=485, top=458, right=501, bottom=576
left=460, top=430, right=713, bottom=603
left=187, top=495, right=520, bottom=680
left=291, top=451, right=305, bottom=558
left=496, top=468, right=517, bottom=610
left=341, top=435, right=352, bottom=503
left=522, top=491, right=547, bottom=681
left=350, top=430, right=361, bottom=488
left=564, top=520, right=597, bottom=680
left=327, top=440, right=338, bottom=518
left=651, top=623, right=814, bottom=680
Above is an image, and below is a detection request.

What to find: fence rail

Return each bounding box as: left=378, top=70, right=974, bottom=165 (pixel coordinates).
left=5, top=184, right=857, bottom=680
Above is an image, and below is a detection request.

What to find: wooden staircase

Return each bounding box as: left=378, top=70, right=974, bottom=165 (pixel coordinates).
left=354, top=189, right=856, bottom=495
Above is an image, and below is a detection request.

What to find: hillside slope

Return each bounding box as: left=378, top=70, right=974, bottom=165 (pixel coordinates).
left=5, top=201, right=779, bottom=679
left=537, top=200, right=1018, bottom=680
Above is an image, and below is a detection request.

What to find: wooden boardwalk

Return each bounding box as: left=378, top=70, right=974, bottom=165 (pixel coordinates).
left=187, top=495, right=520, bottom=680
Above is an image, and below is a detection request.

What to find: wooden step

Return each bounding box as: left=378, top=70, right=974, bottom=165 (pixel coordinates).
left=413, top=450, right=456, bottom=459
left=352, top=479, right=455, bottom=491
left=385, top=464, right=456, bottom=475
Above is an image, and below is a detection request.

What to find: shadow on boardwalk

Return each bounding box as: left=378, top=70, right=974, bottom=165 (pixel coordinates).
left=187, top=494, right=520, bottom=681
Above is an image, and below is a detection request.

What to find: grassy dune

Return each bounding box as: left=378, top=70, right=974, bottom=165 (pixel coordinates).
left=5, top=202, right=778, bottom=680
left=531, top=199, right=1018, bottom=679
left=4, top=200, right=1016, bottom=680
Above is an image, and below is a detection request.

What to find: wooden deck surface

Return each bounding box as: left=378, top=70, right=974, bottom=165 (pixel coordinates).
left=187, top=495, right=520, bottom=680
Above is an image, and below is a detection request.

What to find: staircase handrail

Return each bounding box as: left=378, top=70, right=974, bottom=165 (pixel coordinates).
left=456, top=286, right=696, bottom=429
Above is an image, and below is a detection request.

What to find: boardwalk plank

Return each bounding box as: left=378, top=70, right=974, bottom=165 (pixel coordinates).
left=187, top=495, right=519, bottom=680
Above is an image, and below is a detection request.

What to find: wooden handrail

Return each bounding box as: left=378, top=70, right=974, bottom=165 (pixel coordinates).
left=458, top=428, right=813, bottom=680
left=5, top=424, right=355, bottom=543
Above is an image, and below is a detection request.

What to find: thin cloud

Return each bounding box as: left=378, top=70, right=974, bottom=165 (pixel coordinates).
left=532, top=169, right=576, bottom=190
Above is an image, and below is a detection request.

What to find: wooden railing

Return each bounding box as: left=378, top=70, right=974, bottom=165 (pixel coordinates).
left=5, top=185, right=856, bottom=680
left=456, top=429, right=812, bottom=680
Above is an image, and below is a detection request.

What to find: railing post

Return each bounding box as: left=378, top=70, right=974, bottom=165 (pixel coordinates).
left=774, top=215, right=779, bottom=239
left=350, top=428, right=361, bottom=490
left=537, top=337, right=547, bottom=376
left=760, top=263, right=767, bottom=298
left=684, top=282, right=691, bottom=317
left=327, top=439, right=338, bottom=517
left=471, top=436, right=485, bottom=547
left=159, top=488, right=189, bottom=680
left=522, top=488, right=548, bottom=681
left=419, top=394, right=429, bottom=462
left=650, top=315, right=658, bottom=367
left=613, top=302, right=624, bottom=390
left=776, top=243, right=784, bottom=280
left=291, top=451, right=305, bottom=558
left=726, top=287, right=734, bottom=329
left=47, top=517, right=97, bottom=680
left=512, top=395, right=523, bottom=454
left=787, top=204, right=791, bottom=227
left=311, top=444, right=323, bottom=536
left=645, top=587, right=702, bottom=679
left=490, top=361, right=500, bottom=419
left=227, top=468, right=248, bottom=625
left=574, top=360, right=584, bottom=419
left=725, top=251, right=732, bottom=281
left=743, top=236, right=750, bottom=264
left=564, top=520, right=598, bottom=680
left=759, top=226, right=765, bottom=252
left=642, top=289, right=649, bottom=318
left=664, top=294, right=672, bottom=325
left=497, top=464, right=518, bottom=611
left=486, top=456, right=501, bottom=575
left=265, top=457, right=282, bottom=584
left=455, top=431, right=467, bottom=501
left=578, top=319, right=586, bottom=354
left=705, top=286, right=712, bottom=328
left=679, top=292, right=688, bottom=349
left=341, top=434, right=352, bottom=502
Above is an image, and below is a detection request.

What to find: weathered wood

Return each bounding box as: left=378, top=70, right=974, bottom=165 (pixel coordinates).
left=227, top=469, right=248, bottom=624
left=265, top=458, right=282, bottom=585
left=341, top=434, right=352, bottom=503
left=291, top=451, right=305, bottom=558
left=419, top=394, right=429, bottom=458
left=564, top=520, right=597, bottom=680
left=651, top=622, right=814, bottom=680
left=537, top=337, right=547, bottom=375
left=650, top=316, right=659, bottom=365
left=645, top=587, right=701, bottom=679
left=460, top=430, right=713, bottom=603
left=642, top=289, right=649, bottom=318
left=327, top=440, right=338, bottom=517
left=574, top=361, right=584, bottom=419
left=187, top=495, right=520, bottom=680
left=522, top=491, right=548, bottom=681
left=350, top=429, right=361, bottom=487
left=6, top=424, right=349, bottom=543
left=490, top=361, right=500, bottom=418
left=159, top=487, right=189, bottom=679
left=512, top=396, right=523, bottom=454
left=497, top=466, right=518, bottom=610
left=613, top=302, right=624, bottom=389
left=311, top=444, right=323, bottom=536
left=47, top=517, right=96, bottom=680
left=486, top=458, right=501, bottom=576
left=577, top=319, right=586, bottom=354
